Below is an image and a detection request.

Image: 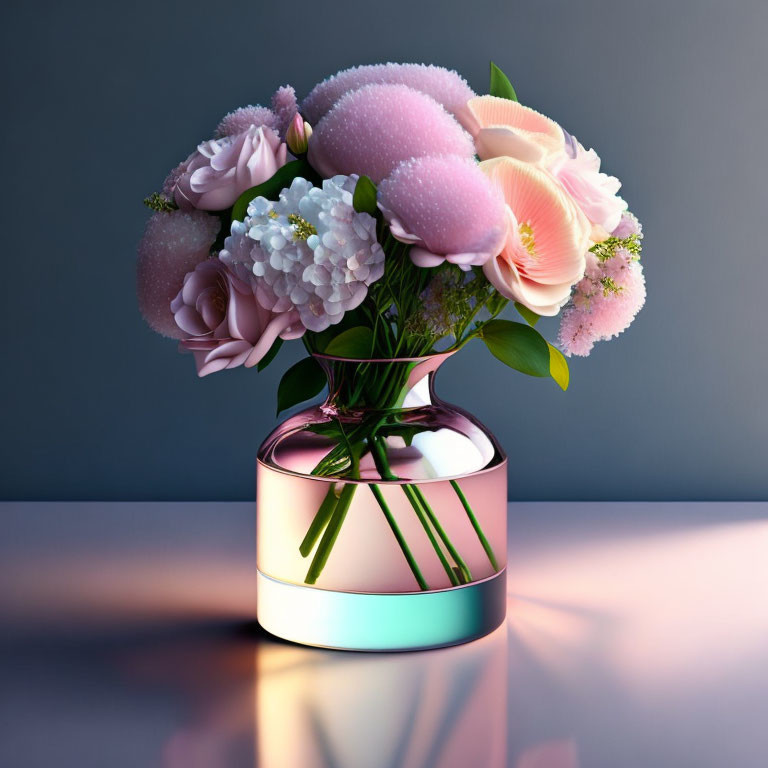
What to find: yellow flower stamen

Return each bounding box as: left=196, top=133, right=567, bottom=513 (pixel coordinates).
left=287, top=213, right=317, bottom=241
left=600, top=276, right=623, bottom=296
left=519, top=222, right=537, bottom=258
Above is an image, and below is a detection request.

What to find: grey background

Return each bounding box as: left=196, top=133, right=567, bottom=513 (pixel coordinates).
left=1, top=0, right=766, bottom=501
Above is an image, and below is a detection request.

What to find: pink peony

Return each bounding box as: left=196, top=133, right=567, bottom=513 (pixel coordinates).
left=307, top=84, right=474, bottom=183
left=480, top=157, right=590, bottom=316
left=462, top=96, right=565, bottom=165
left=174, top=125, right=288, bottom=211
left=301, top=62, right=475, bottom=125
left=558, top=250, right=646, bottom=356
left=172, top=260, right=304, bottom=377
left=137, top=211, right=221, bottom=338
left=550, top=132, right=627, bottom=234
left=214, top=106, right=279, bottom=139
left=379, top=155, right=508, bottom=268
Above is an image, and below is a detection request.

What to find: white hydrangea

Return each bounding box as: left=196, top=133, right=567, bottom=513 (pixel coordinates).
left=220, top=175, right=385, bottom=332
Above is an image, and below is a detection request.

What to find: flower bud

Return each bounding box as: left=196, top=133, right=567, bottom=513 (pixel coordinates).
left=286, top=113, right=312, bottom=155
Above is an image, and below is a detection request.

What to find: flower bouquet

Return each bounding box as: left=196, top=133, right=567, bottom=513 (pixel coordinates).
left=137, top=62, right=645, bottom=650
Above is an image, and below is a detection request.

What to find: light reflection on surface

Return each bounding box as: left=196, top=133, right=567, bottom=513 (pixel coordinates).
left=1, top=501, right=767, bottom=767
left=254, top=628, right=507, bottom=768
left=507, top=518, right=768, bottom=695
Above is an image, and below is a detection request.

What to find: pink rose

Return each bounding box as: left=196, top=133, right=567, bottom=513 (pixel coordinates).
left=174, top=126, right=288, bottom=211
left=171, top=260, right=303, bottom=377
left=549, top=132, right=627, bottom=234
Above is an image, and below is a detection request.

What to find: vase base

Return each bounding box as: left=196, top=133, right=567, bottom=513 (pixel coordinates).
left=256, top=569, right=507, bottom=652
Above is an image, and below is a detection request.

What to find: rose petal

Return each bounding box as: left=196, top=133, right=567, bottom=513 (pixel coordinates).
left=174, top=305, right=209, bottom=336
left=243, top=313, right=298, bottom=368
left=205, top=339, right=253, bottom=363
left=194, top=351, right=231, bottom=377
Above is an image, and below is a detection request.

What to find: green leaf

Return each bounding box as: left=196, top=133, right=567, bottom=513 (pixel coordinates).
left=231, top=159, right=312, bottom=223
left=514, top=302, right=540, bottom=327
left=276, top=357, right=326, bottom=415
left=481, top=319, right=550, bottom=377
left=352, top=175, right=378, bottom=216
left=323, top=326, right=374, bottom=358
left=256, top=338, right=283, bottom=372
left=548, top=343, right=570, bottom=391
left=489, top=61, right=518, bottom=102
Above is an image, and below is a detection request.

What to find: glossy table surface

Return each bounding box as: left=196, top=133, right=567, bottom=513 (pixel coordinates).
left=1, top=501, right=767, bottom=768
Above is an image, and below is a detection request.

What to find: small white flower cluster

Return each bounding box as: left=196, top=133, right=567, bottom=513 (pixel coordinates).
left=220, top=175, right=385, bottom=332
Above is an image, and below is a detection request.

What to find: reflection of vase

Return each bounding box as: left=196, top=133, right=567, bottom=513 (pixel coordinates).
left=255, top=625, right=508, bottom=768
left=256, top=353, right=507, bottom=651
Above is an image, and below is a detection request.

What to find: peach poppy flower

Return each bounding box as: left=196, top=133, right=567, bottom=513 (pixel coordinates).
left=481, top=157, right=591, bottom=316
left=463, top=95, right=564, bottom=164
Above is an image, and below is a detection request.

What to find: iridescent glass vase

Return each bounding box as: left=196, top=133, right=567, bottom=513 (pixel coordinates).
left=256, top=353, right=507, bottom=651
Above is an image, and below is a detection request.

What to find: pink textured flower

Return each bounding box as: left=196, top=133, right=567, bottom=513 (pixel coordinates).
left=480, top=157, right=591, bottom=316
left=308, top=84, right=474, bottom=183
left=301, top=63, right=475, bottom=124
left=558, top=250, right=646, bottom=357
left=174, top=126, right=288, bottom=211
left=172, top=260, right=304, bottom=377
left=550, top=132, right=627, bottom=234
left=214, top=105, right=279, bottom=139
left=271, top=85, right=298, bottom=136
left=379, top=155, right=508, bottom=268
left=136, top=211, right=220, bottom=338
left=612, top=210, right=643, bottom=239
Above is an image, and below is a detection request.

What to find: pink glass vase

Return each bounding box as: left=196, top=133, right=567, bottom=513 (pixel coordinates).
left=256, top=353, right=507, bottom=650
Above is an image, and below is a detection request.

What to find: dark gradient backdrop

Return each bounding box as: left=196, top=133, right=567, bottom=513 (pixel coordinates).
left=1, top=0, right=766, bottom=501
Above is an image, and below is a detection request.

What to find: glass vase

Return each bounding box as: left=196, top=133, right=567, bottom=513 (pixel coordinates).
left=256, top=352, right=507, bottom=651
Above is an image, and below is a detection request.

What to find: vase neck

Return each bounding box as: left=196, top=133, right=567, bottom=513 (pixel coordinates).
left=313, top=353, right=453, bottom=414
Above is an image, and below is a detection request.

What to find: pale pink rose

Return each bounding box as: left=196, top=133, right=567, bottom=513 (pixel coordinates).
left=462, top=95, right=565, bottom=165
left=549, top=132, right=627, bottom=233
left=174, top=126, right=288, bottom=211
left=481, top=157, right=590, bottom=316
left=171, top=260, right=303, bottom=377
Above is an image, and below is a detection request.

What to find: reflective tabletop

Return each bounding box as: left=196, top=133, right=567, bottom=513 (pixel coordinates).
left=1, top=502, right=767, bottom=768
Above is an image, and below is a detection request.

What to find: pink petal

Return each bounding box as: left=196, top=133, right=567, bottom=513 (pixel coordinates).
left=243, top=313, right=298, bottom=368
left=194, top=350, right=231, bottom=377
left=174, top=305, right=210, bottom=336
left=409, top=247, right=446, bottom=268
left=205, top=339, right=253, bottom=362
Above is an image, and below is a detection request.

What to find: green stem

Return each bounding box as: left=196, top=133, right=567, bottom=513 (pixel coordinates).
left=450, top=479, right=499, bottom=571
left=369, top=484, right=429, bottom=591
left=368, top=435, right=459, bottom=587
left=402, top=484, right=459, bottom=587
left=410, top=485, right=472, bottom=584
left=299, top=484, right=339, bottom=558
left=304, top=483, right=357, bottom=585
